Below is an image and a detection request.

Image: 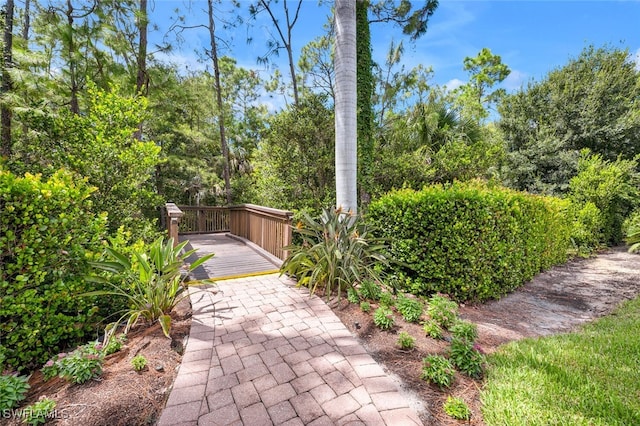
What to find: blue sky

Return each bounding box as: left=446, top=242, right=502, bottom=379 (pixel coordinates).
left=151, top=1, right=640, bottom=98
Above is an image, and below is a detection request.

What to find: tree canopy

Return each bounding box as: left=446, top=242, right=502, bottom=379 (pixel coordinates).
left=499, top=46, right=640, bottom=194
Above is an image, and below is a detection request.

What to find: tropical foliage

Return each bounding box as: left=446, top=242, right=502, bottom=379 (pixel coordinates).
left=87, top=237, right=214, bottom=339
left=280, top=207, right=389, bottom=299
left=0, top=168, right=107, bottom=371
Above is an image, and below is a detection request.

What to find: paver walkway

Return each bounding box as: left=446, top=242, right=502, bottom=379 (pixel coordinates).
left=158, top=273, right=424, bottom=425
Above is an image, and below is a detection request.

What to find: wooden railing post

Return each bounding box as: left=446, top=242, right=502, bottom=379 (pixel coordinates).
left=165, top=203, right=184, bottom=247
left=283, top=211, right=293, bottom=258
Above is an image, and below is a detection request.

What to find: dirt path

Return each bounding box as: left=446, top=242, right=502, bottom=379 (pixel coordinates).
left=459, top=246, right=640, bottom=347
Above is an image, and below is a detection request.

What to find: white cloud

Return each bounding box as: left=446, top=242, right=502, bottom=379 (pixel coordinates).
left=444, top=78, right=465, bottom=92
left=503, top=69, right=528, bottom=92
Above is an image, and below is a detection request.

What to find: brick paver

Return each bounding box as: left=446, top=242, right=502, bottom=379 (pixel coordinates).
left=158, top=273, right=424, bottom=425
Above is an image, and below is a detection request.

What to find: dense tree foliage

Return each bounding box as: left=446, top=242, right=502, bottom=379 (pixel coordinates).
left=8, top=86, right=161, bottom=237
left=253, top=94, right=334, bottom=212
left=499, top=46, right=640, bottom=194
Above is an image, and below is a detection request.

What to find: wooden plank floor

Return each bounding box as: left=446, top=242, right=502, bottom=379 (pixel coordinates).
left=180, top=233, right=281, bottom=281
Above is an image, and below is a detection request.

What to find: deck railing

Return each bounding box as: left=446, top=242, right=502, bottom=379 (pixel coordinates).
left=229, top=204, right=294, bottom=261
left=163, top=203, right=293, bottom=261
left=178, top=206, right=230, bottom=234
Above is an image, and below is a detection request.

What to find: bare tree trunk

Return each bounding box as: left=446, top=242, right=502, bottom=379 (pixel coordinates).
left=66, top=0, right=79, bottom=114
left=257, top=0, right=302, bottom=107
left=22, top=0, right=30, bottom=40
left=135, top=0, right=148, bottom=96
left=1, top=0, right=14, bottom=157
left=207, top=0, right=232, bottom=205
left=134, top=0, right=148, bottom=140
left=334, top=0, right=357, bottom=213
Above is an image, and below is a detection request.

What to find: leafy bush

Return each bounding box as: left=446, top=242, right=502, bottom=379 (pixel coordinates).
left=450, top=320, right=478, bottom=342
left=423, top=319, right=443, bottom=339
left=396, top=295, right=423, bottom=323
left=569, top=201, right=604, bottom=256
left=102, top=334, right=127, bottom=356
left=13, top=85, right=162, bottom=240
left=568, top=151, right=639, bottom=246
left=450, top=338, right=484, bottom=379
left=347, top=288, right=360, bottom=304
left=0, top=374, right=30, bottom=410
left=624, top=210, right=640, bottom=253
left=360, top=301, right=371, bottom=313
left=20, top=397, right=56, bottom=426
left=42, top=346, right=103, bottom=384
left=379, top=291, right=396, bottom=307
left=373, top=306, right=395, bottom=330
left=427, top=295, right=459, bottom=328
left=397, top=331, right=416, bottom=350
left=253, top=94, right=335, bottom=212
left=359, top=279, right=382, bottom=301
left=367, top=180, right=572, bottom=301
left=131, top=355, right=148, bottom=372
left=87, top=237, right=213, bottom=339
left=421, top=355, right=455, bottom=388
left=443, top=396, right=471, bottom=420
left=0, top=168, right=108, bottom=371
left=281, top=207, right=389, bottom=299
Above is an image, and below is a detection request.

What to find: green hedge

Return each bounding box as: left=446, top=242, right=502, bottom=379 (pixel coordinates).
left=0, top=168, right=107, bottom=371
left=367, top=181, right=572, bottom=301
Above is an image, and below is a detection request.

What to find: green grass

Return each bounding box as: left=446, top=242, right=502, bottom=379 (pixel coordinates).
left=481, top=296, right=640, bottom=426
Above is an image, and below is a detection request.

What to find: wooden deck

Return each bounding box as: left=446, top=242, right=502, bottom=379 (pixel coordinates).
left=181, top=233, right=282, bottom=281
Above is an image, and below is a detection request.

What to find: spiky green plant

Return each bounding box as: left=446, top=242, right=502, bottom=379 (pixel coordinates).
left=85, top=237, right=214, bottom=340
left=280, top=207, right=389, bottom=299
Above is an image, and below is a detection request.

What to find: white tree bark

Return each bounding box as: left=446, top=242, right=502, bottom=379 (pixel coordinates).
left=334, top=0, right=358, bottom=214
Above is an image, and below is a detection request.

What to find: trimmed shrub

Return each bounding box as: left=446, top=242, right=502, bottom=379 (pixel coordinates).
left=0, top=168, right=107, bottom=371
left=367, top=180, right=572, bottom=301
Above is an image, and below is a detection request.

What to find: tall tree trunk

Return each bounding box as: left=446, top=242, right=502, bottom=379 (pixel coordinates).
left=66, top=0, right=79, bottom=114
left=334, top=0, right=357, bottom=213
left=356, top=0, right=373, bottom=206
left=135, top=0, right=148, bottom=96
left=285, top=25, right=299, bottom=107
left=207, top=0, right=232, bottom=205
left=1, top=0, right=14, bottom=158
left=256, top=0, right=302, bottom=107
left=134, top=0, right=148, bottom=140
left=22, top=0, right=30, bottom=40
